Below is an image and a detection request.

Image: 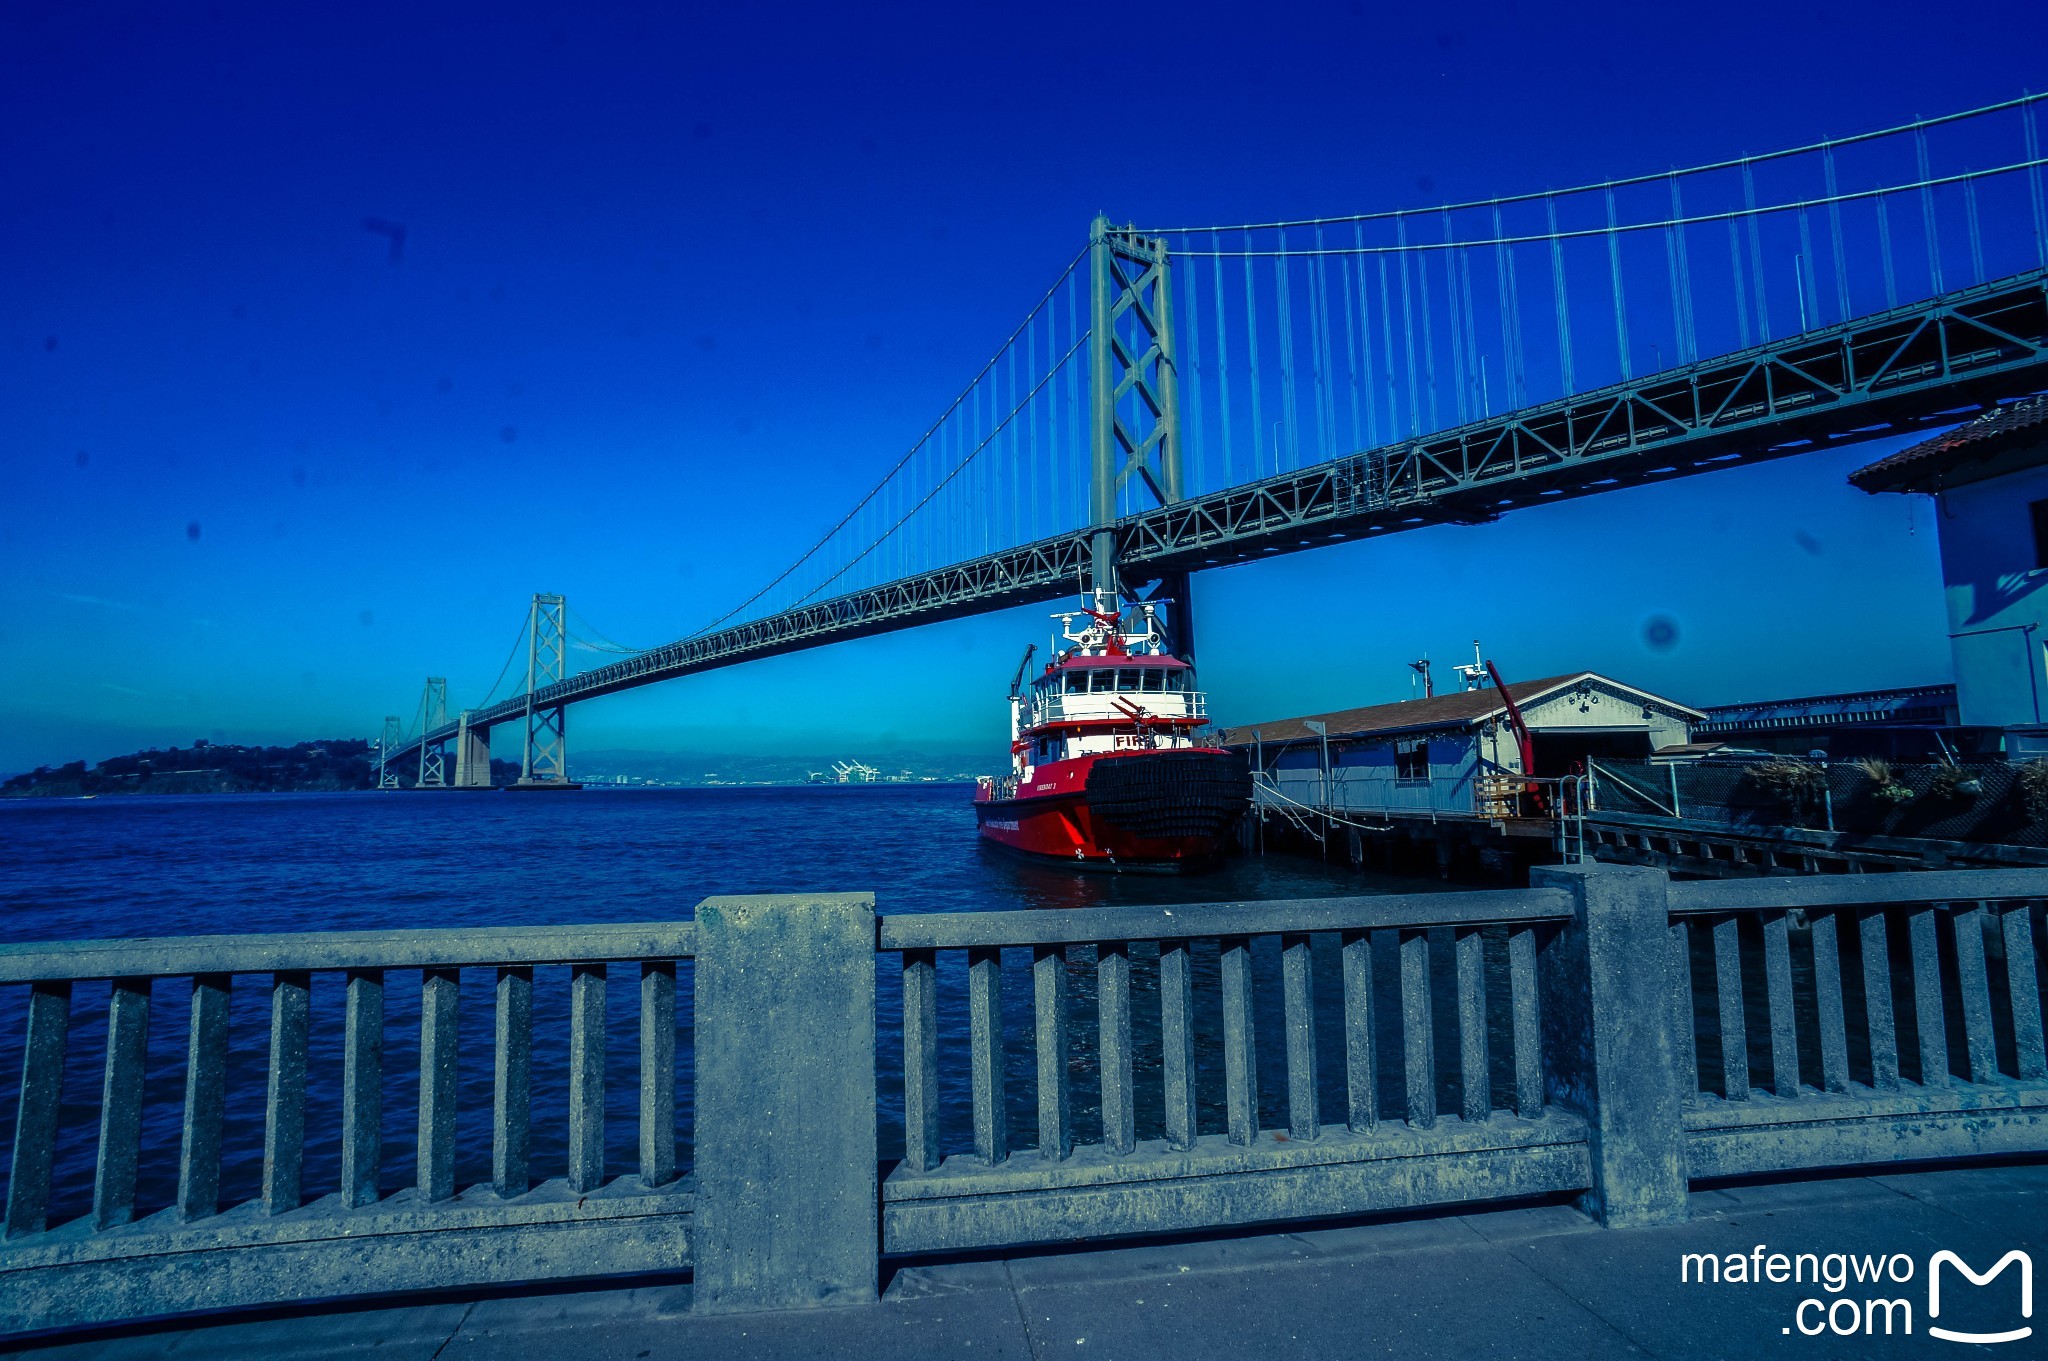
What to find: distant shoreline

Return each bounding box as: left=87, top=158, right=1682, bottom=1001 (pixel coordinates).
left=2, top=779, right=982, bottom=800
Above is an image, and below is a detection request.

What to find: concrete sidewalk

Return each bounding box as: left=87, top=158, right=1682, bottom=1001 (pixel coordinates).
left=11, top=1162, right=2045, bottom=1360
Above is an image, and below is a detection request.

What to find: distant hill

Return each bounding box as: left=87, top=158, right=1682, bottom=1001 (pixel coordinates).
left=2, top=739, right=388, bottom=797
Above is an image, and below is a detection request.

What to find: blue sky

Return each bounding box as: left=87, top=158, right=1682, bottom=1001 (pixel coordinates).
left=5, top=0, right=2044, bottom=773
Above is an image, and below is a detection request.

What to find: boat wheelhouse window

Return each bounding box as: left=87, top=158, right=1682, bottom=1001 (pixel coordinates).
left=1116, top=669, right=1140, bottom=691
left=1141, top=669, right=1164, bottom=692
left=1067, top=672, right=1089, bottom=693
left=1089, top=669, right=1115, bottom=693
left=1395, top=737, right=1429, bottom=782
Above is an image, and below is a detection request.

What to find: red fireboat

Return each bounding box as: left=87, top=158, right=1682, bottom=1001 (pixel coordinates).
left=974, top=592, right=1252, bottom=873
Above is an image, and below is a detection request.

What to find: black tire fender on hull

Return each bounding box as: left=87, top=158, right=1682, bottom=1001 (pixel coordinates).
left=1083, top=750, right=1253, bottom=841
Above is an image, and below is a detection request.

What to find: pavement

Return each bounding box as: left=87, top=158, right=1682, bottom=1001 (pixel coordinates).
left=9, top=1162, right=2045, bottom=1360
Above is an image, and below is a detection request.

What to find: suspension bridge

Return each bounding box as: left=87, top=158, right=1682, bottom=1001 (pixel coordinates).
left=380, top=93, right=2048, bottom=787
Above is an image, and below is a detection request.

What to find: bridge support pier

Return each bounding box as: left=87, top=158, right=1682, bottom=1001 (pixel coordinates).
left=453, top=714, right=491, bottom=788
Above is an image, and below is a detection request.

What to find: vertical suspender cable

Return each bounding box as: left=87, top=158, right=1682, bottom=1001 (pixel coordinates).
left=1181, top=245, right=1208, bottom=495
left=1440, top=211, right=1468, bottom=425
left=1008, top=339, right=1020, bottom=549
left=1310, top=231, right=1327, bottom=454
left=1741, top=161, right=1769, bottom=340
left=1963, top=178, right=1986, bottom=284
left=973, top=375, right=985, bottom=555
left=1397, top=218, right=1420, bottom=435
left=1027, top=314, right=1040, bottom=543
left=1796, top=209, right=1817, bottom=333
left=1304, top=232, right=1327, bottom=457
left=1666, top=175, right=1696, bottom=362
left=1727, top=221, right=1753, bottom=349
left=1876, top=192, right=1899, bottom=308
left=1073, top=274, right=1089, bottom=528
left=1545, top=197, right=1575, bottom=397
left=1915, top=125, right=1942, bottom=295
left=1044, top=303, right=1058, bottom=539
left=1341, top=250, right=1363, bottom=449
left=1458, top=252, right=1482, bottom=417
left=1243, top=235, right=1267, bottom=477
left=1377, top=256, right=1400, bottom=441
left=1416, top=247, right=1439, bottom=433
left=1356, top=222, right=1378, bottom=445
left=1275, top=229, right=1300, bottom=468
left=1211, top=251, right=1236, bottom=488
left=1604, top=186, right=1631, bottom=379
left=1492, top=204, right=1526, bottom=405
left=2027, top=98, right=2048, bottom=268
left=1823, top=144, right=1851, bottom=322
left=1314, top=231, right=1339, bottom=455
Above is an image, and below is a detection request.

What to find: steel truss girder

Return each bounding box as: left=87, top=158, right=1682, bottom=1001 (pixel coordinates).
left=387, top=269, right=2048, bottom=766
left=1113, top=267, right=2048, bottom=570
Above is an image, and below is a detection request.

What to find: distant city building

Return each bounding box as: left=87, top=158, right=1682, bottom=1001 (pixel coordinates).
left=1852, top=395, right=2048, bottom=757
left=1689, top=683, right=1968, bottom=760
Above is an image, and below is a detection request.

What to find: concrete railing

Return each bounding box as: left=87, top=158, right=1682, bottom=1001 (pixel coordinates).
left=0, top=919, right=703, bottom=1333
left=4, top=869, right=2047, bottom=1335
left=1669, top=870, right=2048, bottom=1176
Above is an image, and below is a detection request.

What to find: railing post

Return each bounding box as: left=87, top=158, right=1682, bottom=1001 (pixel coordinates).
left=693, top=893, right=876, bottom=1313
left=1531, top=863, right=1689, bottom=1227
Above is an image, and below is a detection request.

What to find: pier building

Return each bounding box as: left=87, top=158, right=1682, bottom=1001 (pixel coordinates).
left=1853, top=394, right=2048, bottom=757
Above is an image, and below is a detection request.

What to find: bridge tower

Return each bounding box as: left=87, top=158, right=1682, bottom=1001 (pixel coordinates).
left=1089, top=215, right=1193, bottom=656
left=517, top=592, right=570, bottom=787
left=415, top=678, right=448, bottom=788
left=376, top=715, right=402, bottom=789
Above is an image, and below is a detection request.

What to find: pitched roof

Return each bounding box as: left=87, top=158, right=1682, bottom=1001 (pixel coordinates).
left=1214, top=672, right=1700, bottom=746
left=1849, top=394, right=2048, bottom=493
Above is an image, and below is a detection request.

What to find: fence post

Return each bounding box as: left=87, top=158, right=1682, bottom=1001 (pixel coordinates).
left=693, top=893, right=877, bottom=1313
left=1531, top=862, right=1689, bottom=1227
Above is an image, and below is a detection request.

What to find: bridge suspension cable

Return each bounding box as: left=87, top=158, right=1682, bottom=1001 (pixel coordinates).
left=566, top=604, right=648, bottom=657
left=1157, top=158, right=2048, bottom=257
left=1142, top=90, right=2048, bottom=236
left=688, top=244, right=1092, bottom=637
left=1144, top=90, right=2048, bottom=497
left=471, top=614, right=536, bottom=710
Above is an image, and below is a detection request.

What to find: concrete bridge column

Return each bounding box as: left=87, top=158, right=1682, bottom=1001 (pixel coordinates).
left=693, top=893, right=877, bottom=1312
left=453, top=714, right=491, bottom=788
left=1532, top=863, right=1690, bottom=1227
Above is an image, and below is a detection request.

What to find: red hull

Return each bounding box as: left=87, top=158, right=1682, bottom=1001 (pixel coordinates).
left=974, top=750, right=1244, bottom=873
